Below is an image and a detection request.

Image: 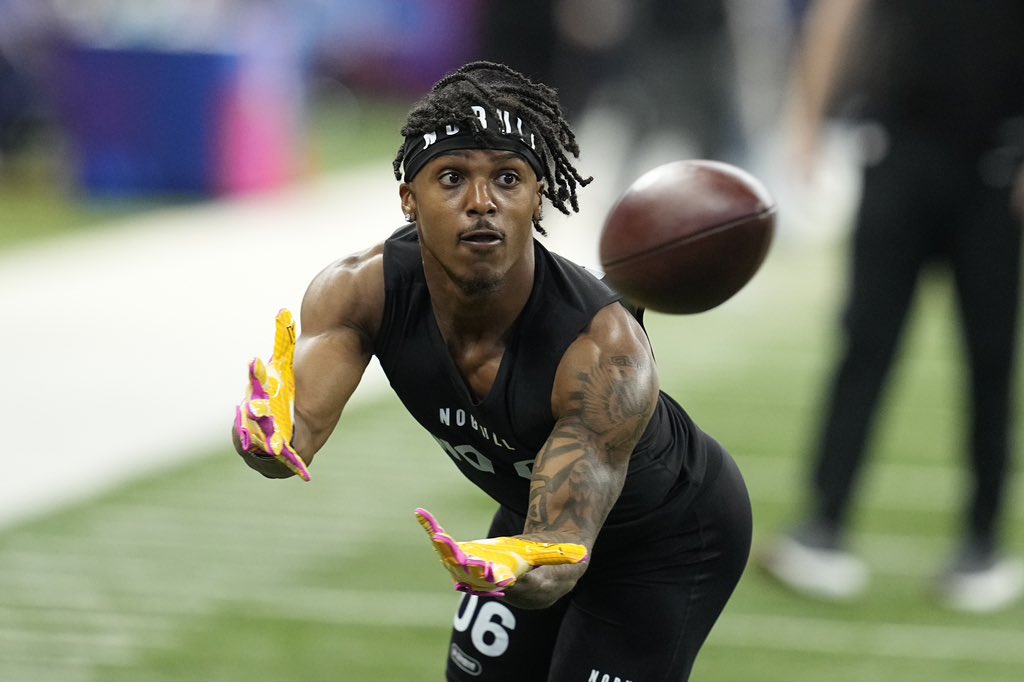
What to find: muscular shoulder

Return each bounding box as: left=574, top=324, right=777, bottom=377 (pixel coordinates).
left=551, top=303, right=659, bottom=424
left=570, top=303, right=655, bottom=370
left=300, top=241, right=385, bottom=350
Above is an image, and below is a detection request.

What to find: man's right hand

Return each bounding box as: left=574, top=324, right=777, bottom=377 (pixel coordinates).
left=234, top=309, right=311, bottom=481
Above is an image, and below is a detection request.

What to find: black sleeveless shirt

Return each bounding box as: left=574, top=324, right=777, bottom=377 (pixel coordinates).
left=374, top=224, right=715, bottom=528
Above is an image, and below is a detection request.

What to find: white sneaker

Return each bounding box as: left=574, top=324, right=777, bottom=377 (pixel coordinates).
left=938, top=557, right=1024, bottom=613
left=759, top=533, right=869, bottom=601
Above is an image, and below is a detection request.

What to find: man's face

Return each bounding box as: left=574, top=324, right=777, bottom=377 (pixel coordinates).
left=400, top=149, right=543, bottom=296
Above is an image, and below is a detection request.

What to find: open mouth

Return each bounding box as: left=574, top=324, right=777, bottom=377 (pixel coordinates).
left=459, top=228, right=504, bottom=246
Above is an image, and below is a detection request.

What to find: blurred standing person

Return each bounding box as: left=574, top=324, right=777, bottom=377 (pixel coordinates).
left=576, top=0, right=750, bottom=178
left=0, top=49, right=32, bottom=162
left=477, top=0, right=559, bottom=86
left=477, top=0, right=635, bottom=125
left=760, top=0, right=1024, bottom=612
left=0, top=0, right=57, bottom=166
left=482, top=0, right=749, bottom=165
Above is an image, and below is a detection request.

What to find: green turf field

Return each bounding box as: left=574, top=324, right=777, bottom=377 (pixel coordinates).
left=2, top=232, right=1022, bottom=680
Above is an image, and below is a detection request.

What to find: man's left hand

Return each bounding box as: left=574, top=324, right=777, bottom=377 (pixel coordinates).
left=415, top=508, right=589, bottom=597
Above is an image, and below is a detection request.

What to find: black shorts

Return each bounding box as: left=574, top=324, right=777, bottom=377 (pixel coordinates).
left=445, top=447, right=752, bottom=681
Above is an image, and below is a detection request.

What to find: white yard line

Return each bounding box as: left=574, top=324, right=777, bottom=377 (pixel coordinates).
left=0, top=166, right=400, bottom=530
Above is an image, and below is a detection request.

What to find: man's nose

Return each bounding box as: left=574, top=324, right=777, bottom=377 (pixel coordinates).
left=466, top=178, right=497, bottom=215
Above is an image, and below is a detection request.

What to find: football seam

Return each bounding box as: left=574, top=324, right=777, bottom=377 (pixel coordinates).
left=601, top=206, right=776, bottom=268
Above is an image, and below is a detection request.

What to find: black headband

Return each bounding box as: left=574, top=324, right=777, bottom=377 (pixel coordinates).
left=400, top=105, right=546, bottom=182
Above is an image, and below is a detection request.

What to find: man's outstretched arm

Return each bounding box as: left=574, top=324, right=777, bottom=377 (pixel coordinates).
left=232, top=244, right=384, bottom=478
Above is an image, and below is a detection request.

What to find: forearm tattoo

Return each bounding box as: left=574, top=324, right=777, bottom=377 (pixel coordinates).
left=526, top=354, right=653, bottom=540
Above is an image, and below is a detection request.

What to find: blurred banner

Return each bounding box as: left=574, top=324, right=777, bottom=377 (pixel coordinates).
left=51, top=44, right=302, bottom=197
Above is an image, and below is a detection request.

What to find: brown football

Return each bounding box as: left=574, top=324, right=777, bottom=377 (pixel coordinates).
left=599, top=160, right=776, bottom=314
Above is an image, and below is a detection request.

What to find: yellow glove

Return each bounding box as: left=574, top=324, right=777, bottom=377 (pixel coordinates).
left=234, top=309, right=310, bottom=481
left=415, top=507, right=589, bottom=597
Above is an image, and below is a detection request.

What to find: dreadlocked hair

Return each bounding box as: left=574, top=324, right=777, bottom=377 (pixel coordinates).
left=392, top=61, right=593, bottom=235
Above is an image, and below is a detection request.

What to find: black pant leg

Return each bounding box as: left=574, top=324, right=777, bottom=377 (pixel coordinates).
left=948, top=178, right=1022, bottom=550
left=809, top=138, right=934, bottom=528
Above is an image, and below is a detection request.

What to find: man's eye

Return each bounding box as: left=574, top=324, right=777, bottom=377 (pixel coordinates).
left=440, top=171, right=462, bottom=186
left=496, top=172, right=520, bottom=186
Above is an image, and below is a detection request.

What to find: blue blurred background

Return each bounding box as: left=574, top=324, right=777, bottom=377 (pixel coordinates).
left=0, top=0, right=490, bottom=197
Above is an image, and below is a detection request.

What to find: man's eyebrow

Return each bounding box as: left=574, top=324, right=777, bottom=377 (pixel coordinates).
left=435, top=150, right=527, bottom=163
left=493, top=152, right=528, bottom=164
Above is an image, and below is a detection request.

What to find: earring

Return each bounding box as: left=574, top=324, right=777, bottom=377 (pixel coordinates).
left=404, top=212, right=414, bottom=223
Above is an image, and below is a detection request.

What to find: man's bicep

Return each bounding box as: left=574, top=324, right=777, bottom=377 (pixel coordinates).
left=290, top=246, right=383, bottom=455
left=291, top=326, right=372, bottom=455
left=551, top=305, right=659, bottom=460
